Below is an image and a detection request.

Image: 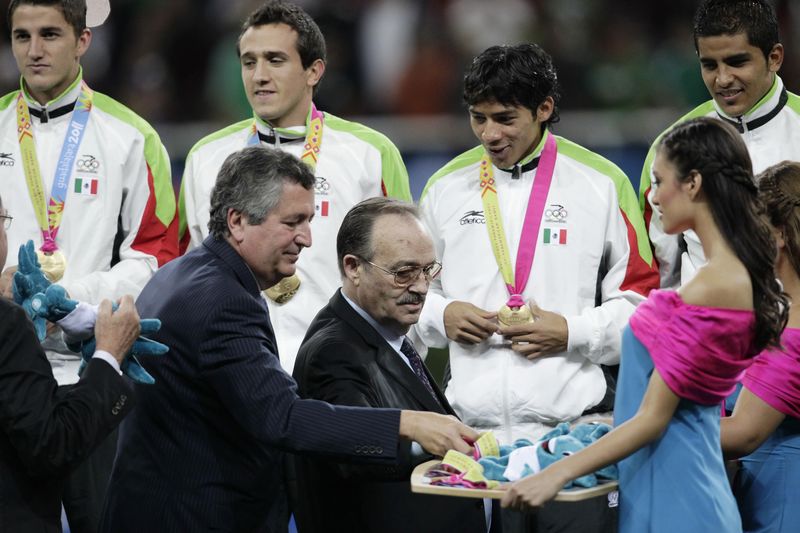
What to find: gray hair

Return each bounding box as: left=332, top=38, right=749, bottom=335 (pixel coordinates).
left=336, top=197, right=420, bottom=277
left=207, top=146, right=315, bottom=239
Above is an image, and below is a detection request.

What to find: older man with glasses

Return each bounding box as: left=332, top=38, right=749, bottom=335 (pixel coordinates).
left=289, top=197, right=491, bottom=533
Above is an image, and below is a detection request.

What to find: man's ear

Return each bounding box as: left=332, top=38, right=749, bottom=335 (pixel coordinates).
left=76, top=28, right=92, bottom=59
left=306, top=58, right=325, bottom=90
left=536, top=96, right=555, bottom=124
left=342, top=254, right=361, bottom=286
left=227, top=209, right=246, bottom=243
left=767, top=43, right=784, bottom=73
left=685, top=170, right=703, bottom=201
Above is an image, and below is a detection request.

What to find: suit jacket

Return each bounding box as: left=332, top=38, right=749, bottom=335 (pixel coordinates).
left=290, top=290, right=487, bottom=533
left=0, top=298, right=134, bottom=533
left=100, top=237, right=403, bottom=533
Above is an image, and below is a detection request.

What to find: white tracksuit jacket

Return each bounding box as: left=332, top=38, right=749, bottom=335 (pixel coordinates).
left=417, top=130, right=658, bottom=443
left=640, top=76, right=800, bottom=287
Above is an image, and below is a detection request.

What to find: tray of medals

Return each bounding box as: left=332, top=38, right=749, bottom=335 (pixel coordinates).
left=411, top=459, right=618, bottom=502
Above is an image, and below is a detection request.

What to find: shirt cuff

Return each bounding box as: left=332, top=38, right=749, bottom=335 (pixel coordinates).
left=92, top=350, right=122, bottom=375
left=565, top=314, right=591, bottom=353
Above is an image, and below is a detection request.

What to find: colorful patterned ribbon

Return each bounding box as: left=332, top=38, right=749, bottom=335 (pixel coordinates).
left=479, top=132, right=558, bottom=308
left=247, top=102, right=324, bottom=171
left=17, top=82, right=93, bottom=252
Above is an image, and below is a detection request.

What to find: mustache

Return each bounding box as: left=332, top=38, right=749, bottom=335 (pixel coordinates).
left=397, top=293, right=425, bottom=305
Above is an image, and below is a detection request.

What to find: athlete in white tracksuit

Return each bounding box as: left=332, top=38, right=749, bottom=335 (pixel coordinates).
left=418, top=130, right=658, bottom=443
left=0, top=72, right=178, bottom=383
left=641, top=77, right=800, bottom=287
left=179, top=2, right=411, bottom=373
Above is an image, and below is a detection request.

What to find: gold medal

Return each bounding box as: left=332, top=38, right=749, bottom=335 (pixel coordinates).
left=36, top=250, right=67, bottom=282
left=498, top=303, right=534, bottom=327
left=264, top=274, right=301, bottom=304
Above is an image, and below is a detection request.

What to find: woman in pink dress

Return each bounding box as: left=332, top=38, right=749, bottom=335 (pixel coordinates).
left=501, top=117, right=788, bottom=533
left=722, top=161, right=800, bottom=533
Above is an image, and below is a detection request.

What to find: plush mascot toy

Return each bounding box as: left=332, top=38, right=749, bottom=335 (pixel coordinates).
left=12, top=240, right=168, bottom=384
left=478, top=422, right=618, bottom=488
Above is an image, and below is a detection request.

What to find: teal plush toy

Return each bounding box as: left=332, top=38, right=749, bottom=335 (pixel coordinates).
left=478, top=422, right=618, bottom=488
left=12, top=240, right=168, bottom=384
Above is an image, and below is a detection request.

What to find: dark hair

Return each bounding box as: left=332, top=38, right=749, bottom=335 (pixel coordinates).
left=463, top=43, right=561, bottom=128
left=336, top=197, right=420, bottom=277
left=658, top=117, right=787, bottom=352
left=693, top=0, right=780, bottom=59
left=758, top=161, right=800, bottom=280
left=208, top=146, right=315, bottom=239
left=237, top=0, right=326, bottom=69
left=8, top=0, right=86, bottom=38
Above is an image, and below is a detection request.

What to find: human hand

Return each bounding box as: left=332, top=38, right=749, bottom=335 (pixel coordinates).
left=0, top=266, right=16, bottom=299
left=399, top=411, right=479, bottom=456
left=94, top=297, right=141, bottom=365
left=444, top=301, right=498, bottom=344
left=499, top=303, right=568, bottom=359
left=501, top=467, right=565, bottom=510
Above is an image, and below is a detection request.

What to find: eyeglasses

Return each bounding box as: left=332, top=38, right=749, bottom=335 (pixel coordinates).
left=361, top=258, right=442, bottom=286
left=0, top=214, right=11, bottom=230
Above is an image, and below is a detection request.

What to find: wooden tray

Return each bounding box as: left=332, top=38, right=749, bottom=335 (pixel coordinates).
left=410, top=460, right=618, bottom=502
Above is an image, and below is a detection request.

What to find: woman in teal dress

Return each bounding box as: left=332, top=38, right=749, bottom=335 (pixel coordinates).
left=722, top=161, right=800, bottom=533
left=501, top=117, right=788, bottom=533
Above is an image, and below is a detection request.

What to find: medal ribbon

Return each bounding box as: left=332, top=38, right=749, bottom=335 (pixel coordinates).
left=247, top=103, right=324, bottom=171
left=17, top=82, right=93, bottom=252
left=479, top=132, right=557, bottom=308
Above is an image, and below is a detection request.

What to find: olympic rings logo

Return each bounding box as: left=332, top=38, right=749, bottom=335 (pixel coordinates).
left=315, top=176, right=330, bottom=193
left=545, top=204, right=567, bottom=221
left=76, top=154, right=100, bottom=172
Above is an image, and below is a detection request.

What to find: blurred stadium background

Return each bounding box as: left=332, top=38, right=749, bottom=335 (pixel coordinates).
left=2, top=0, right=798, bottom=197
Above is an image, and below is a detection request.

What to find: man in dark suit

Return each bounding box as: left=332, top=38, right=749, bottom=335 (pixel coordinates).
left=291, top=197, right=491, bottom=533
left=99, top=146, right=478, bottom=533
left=0, top=195, right=140, bottom=533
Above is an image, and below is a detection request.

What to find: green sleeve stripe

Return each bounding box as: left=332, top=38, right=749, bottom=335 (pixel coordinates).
left=420, top=146, right=485, bottom=201
left=185, top=119, right=252, bottom=161
left=179, top=120, right=251, bottom=240
left=638, top=101, right=716, bottom=211
left=324, top=113, right=411, bottom=200
left=786, top=91, right=800, bottom=115
left=92, top=93, right=175, bottom=227
left=556, top=136, right=653, bottom=264
left=178, top=178, right=188, bottom=240
left=0, top=91, right=20, bottom=111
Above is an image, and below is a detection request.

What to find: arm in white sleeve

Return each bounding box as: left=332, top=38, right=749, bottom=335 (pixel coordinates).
left=416, top=190, right=454, bottom=349
left=64, top=140, right=177, bottom=303
left=639, top=142, right=681, bottom=289
left=178, top=150, right=206, bottom=252
left=567, top=177, right=659, bottom=365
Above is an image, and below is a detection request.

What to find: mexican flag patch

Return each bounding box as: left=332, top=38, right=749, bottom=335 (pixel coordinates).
left=74, top=177, right=98, bottom=196
left=543, top=227, right=567, bottom=245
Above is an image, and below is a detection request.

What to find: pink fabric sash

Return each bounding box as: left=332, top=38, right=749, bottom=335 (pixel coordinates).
left=506, top=134, right=557, bottom=308
left=629, top=290, right=756, bottom=405
left=743, top=327, right=800, bottom=418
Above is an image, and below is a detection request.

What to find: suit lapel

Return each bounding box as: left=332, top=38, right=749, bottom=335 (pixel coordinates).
left=329, top=291, right=452, bottom=415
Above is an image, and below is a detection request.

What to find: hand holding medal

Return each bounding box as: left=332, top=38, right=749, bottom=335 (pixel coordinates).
left=498, top=301, right=568, bottom=360
left=498, top=295, right=536, bottom=327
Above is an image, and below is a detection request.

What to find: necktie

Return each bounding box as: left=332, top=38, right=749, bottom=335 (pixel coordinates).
left=400, top=338, right=442, bottom=408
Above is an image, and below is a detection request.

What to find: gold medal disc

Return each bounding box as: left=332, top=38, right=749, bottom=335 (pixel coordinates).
left=498, top=304, right=534, bottom=327
left=36, top=250, right=67, bottom=282
left=264, top=274, right=301, bottom=304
